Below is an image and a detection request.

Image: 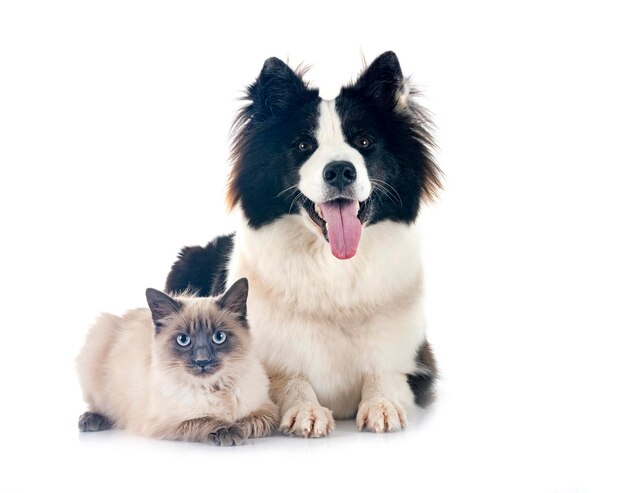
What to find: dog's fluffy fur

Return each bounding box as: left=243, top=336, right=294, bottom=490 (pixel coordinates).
left=166, top=52, right=440, bottom=435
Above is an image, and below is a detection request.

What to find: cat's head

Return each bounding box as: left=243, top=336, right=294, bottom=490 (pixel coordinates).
left=145, top=278, right=250, bottom=381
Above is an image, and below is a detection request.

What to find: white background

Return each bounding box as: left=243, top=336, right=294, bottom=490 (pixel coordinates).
left=1, top=1, right=625, bottom=492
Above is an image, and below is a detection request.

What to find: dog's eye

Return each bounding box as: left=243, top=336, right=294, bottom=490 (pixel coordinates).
left=355, top=135, right=372, bottom=149
left=212, top=331, right=227, bottom=345
left=296, top=139, right=313, bottom=152
left=176, top=334, right=191, bottom=347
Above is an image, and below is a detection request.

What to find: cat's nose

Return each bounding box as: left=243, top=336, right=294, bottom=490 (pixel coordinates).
left=194, top=359, right=211, bottom=369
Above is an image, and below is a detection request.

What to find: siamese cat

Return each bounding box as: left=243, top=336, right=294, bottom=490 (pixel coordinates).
left=76, top=278, right=278, bottom=445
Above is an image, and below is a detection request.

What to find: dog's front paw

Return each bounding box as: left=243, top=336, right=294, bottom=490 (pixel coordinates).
left=356, top=398, right=407, bottom=433
left=280, top=402, right=335, bottom=438
left=207, top=424, right=246, bottom=446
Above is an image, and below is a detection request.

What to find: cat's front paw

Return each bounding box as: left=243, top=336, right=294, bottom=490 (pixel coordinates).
left=356, top=398, right=407, bottom=433
left=280, top=402, right=334, bottom=438
left=207, top=424, right=246, bottom=446
left=239, top=402, right=279, bottom=438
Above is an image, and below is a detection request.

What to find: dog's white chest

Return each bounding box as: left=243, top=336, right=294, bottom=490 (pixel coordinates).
left=228, top=217, right=426, bottom=418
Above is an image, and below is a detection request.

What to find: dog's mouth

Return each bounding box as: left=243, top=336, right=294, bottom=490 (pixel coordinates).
left=302, top=198, right=370, bottom=260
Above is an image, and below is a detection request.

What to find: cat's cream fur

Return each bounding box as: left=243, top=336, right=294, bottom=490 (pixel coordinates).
left=76, top=285, right=278, bottom=445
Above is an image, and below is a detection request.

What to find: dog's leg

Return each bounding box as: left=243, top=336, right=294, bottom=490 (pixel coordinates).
left=356, top=373, right=411, bottom=433
left=270, top=374, right=335, bottom=438
left=407, top=340, right=438, bottom=407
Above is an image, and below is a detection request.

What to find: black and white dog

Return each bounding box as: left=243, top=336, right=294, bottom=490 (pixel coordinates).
left=166, top=52, right=441, bottom=436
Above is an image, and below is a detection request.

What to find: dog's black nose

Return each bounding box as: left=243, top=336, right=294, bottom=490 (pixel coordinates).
left=194, top=359, right=211, bottom=369
left=323, top=161, right=357, bottom=190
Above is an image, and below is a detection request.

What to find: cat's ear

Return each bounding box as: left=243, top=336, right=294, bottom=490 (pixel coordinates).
left=247, top=57, right=309, bottom=120
left=146, top=288, right=182, bottom=331
left=352, top=51, right=408, bottom=111
left=218, top=278, right=248, bottom=321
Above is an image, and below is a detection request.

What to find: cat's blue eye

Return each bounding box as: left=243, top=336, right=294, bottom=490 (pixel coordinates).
left=176, top=334, right=191, bottom=347
left=212, top=331, right=227, bottom=345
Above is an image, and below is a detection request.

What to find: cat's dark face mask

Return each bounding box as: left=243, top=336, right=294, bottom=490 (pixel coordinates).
left=145, top=280, right=250, bottom=379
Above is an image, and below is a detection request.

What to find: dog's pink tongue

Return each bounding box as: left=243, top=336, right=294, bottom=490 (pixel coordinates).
left=319, top=200, right=362, bottom=260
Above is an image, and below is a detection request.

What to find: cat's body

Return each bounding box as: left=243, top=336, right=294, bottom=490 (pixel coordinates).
left=77, top=280, right=278, bottom=445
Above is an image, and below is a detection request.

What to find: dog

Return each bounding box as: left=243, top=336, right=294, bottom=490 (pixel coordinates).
left=166, top=51, right=441, bottom=436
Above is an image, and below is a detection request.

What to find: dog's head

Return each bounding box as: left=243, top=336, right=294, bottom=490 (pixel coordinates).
left=227, top=51, right=441, bottom=260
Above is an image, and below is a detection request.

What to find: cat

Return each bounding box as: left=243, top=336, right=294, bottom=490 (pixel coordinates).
left=76, top=278, right=278, bottom=445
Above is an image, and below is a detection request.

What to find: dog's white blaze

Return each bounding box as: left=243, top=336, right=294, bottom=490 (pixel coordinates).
left=227, top=215, right=425, bottom=420
left=298, top=99, right=372, bottom=204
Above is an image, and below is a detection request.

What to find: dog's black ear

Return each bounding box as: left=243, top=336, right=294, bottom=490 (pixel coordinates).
left=146, top=288, right=182, bottom=331
left=352, top=51, right=407, bottom=110
left=247, top=57, right=308, bottom=120
left=218, top=278, right=248, bottom=322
